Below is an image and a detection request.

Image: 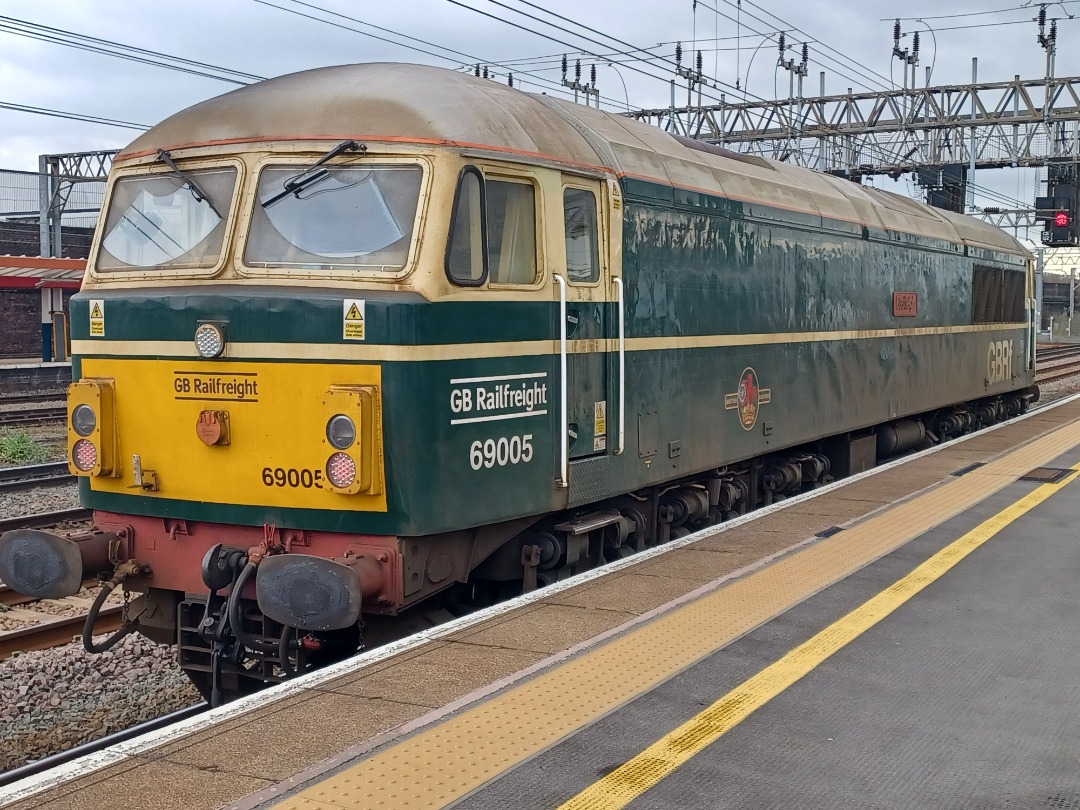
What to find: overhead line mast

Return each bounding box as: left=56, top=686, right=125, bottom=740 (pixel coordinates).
left=626, top=3, right=1080, bottom=241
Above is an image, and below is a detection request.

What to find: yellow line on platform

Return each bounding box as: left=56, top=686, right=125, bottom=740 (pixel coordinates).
left=558, top=466, right=1080, bottom=810
left=271, top=414, right=1080, bottom=810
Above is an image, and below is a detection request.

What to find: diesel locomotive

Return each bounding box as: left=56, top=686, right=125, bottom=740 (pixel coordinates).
left=0, top=63, right=1036, bottom=702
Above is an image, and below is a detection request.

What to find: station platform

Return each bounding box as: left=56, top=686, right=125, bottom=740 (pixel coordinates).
left=0, top=360, right=70, bottom=395
left=6, top=395, right=1080, bottom=809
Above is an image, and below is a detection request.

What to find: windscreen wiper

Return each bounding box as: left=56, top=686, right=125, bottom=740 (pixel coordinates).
left=155, top=149, right=221, bottom=218
left=261, top=140, right=367, bottom=208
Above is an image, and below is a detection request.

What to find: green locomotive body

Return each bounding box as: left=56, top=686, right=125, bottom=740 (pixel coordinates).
left=0, top=64, right=1034, bottom=701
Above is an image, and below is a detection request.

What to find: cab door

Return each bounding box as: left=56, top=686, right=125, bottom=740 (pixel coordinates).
left=561, top=180, right=610, bottom=461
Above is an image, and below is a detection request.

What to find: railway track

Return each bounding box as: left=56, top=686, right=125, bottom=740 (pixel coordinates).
left=0, top=507, right=91, bottom=535
left=1037, top=363, right=1080, bottom=384
left=0, top=461, right=73, bottom=492
left=0, top=405, right=67, bottom=428
left=0, top=391, right=66, bottom=406
left=0, top=509, right=104, bottom=661
left=1035, top=344, right=1080, bottom=384
left=0, top=595, right=123, bottom=662
left=0, top=701, right=208, bottom=789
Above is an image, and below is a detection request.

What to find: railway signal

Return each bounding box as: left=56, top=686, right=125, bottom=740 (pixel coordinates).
left=1038, top=208, right=1076, bottom=247
left=1036, top=201, right=1078, bottom=247
left=1037, top=162, right=1080, bottom=246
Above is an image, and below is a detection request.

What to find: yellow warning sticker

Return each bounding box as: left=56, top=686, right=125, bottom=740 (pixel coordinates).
left=593, top=400, right=607, bottom=452
left=89, top=299, right=105, bottom=337
left=343, top=299, right=365, bottom=341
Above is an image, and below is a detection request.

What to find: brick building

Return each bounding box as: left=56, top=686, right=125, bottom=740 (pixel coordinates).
left=0, top=256, right=84, bottom=360
left=0, top=220, right=93, bottom=259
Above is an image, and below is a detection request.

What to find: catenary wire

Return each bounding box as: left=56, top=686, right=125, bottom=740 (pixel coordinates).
left=470, top=0, right=758, bottom=99
left=888, top=2, right=1079, bottom=22
left=725, top=0, right=899, bottom=89
left=251, top=0, right=634, bottom=108
left=504, top=0, right=736, bottom=86
left=450, top=0, right=772, bottom=103
left=0, top=15, right=264, bottom=83
left=699, top=0, right=897, bottom=93
left=0, top=101, right=149, bottom=130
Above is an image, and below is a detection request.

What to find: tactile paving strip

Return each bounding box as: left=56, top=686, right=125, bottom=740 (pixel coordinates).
left=559, top=466, right=1080, bottom=809
left=273, top=416, right=1080, bottom=810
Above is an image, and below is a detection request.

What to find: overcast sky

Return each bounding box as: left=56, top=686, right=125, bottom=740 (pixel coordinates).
left=1, top=0, right=1076, bottom=220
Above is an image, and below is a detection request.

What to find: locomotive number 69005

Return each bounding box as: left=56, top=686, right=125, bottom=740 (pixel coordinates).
left=469, top=435, right=534, bottom=470
left=261, top=467, right=325, bottom=488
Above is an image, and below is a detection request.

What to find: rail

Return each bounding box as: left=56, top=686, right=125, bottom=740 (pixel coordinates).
left=0, top=508, right=92, bottom=535
left=1035, top=344, right=1080, bottom=384
left=0, top=406, right=67, bottom=428
left=0, top=600, right=123, bottom=662
left=0, top=462, right=73, bottom=493
left=0, top=702, right=208, bottom=789
left=0, top=392, right=66, bottom=406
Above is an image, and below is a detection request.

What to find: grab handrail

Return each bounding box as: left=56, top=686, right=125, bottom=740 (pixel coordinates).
left=612, top=276, right=625, bottom=455
left=554, top=274, right=568, bottom=488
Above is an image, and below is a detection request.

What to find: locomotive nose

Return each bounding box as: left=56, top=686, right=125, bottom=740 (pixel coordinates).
left=0, top=529, right=113, bottom=599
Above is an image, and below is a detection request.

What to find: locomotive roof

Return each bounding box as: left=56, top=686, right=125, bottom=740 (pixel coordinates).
left=120, top=62, right=1028, bottom=259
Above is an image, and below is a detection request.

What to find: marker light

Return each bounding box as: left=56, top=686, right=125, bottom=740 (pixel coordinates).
left=72, top=440, right=98, bottom=472
left=1055, top=211, right=1070, bottom=227
left=194, top=323, right=225, bottom=358
left=326, top=452, right=356, bottom=488
left=71, top=404, right=96, bottom=437
left=326, top=414, right=356, bottom=449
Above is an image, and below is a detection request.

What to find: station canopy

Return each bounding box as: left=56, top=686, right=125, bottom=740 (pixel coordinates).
left=0, top=256, right=84, bottom=289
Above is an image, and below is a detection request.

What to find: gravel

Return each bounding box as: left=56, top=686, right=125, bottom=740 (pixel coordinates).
left=0, top=481, right=81, bottom=522
left=0, top=410, right=77, bottom=520
left=1035, top=374, right=1080, bottom=404
left=0, top=408, right=203, bottom=776
left=0, top=634, right=200, bottom=773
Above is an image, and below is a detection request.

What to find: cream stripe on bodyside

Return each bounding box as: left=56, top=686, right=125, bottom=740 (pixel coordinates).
left=626, top=322, right=1026, bottom=352
left=71, top=322, right=1028, bottom=362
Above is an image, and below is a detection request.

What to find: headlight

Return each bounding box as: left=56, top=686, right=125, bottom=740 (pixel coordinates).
left=72, top=439, right=98, bottom=472
left=326, top=452, right=356, bottom=488
left=326, top=414, right=356, bottom=449
left=194, top=323, right=225, bottom=358
left=71, top=404, right=96, bottom=437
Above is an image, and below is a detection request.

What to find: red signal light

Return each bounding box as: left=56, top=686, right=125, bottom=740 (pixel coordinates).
left=1055, top=211, right=1070, bottom=227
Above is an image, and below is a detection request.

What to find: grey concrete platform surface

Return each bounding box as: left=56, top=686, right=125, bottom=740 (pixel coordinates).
left=470, top=442, right=1080, bottom=809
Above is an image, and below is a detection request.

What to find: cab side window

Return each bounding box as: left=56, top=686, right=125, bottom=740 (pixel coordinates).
left=446, top=168, right=538, bottom=287
left=446, top=168, right=486, bottom=285
left=563, top=187, right=599, bottom=283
